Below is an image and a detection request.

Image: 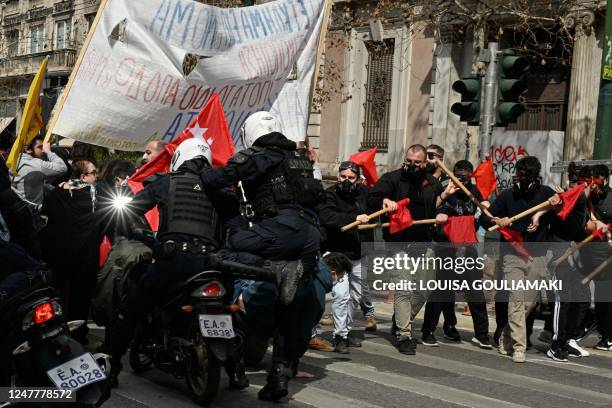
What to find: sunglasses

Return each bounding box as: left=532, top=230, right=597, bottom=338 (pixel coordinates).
left=427, top=152, right=443, bottom=159
left=339, top=161, right=360, bottom=174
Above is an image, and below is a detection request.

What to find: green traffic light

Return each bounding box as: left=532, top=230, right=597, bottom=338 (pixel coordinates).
left=500, top=54, right=530, bottom=77
left=452, top=78, right=480, bottom=99
left=499, top=78, right=528, bottom=99
left=497, top=102, right=526, bottom=123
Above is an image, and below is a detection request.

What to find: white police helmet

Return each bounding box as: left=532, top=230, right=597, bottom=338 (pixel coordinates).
left=170, top=138, right=212, bottom=171
left=241, top=111, right=281, bottom=149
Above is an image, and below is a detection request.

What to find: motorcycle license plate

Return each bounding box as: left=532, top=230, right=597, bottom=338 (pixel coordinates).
left=47, top=353, right=106, bottom=391
left=199, top=314, right=235, bottom=338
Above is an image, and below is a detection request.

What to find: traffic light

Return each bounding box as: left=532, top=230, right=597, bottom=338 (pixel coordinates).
left=496, top=49, right=530, bottom=126
left=450, top=75, right=481, bottom=125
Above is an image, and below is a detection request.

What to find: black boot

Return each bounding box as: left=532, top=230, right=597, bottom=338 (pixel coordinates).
left=258, top=362, right=291, bottom=401
left=109, top=356, right=123, bottom=389
left=264, top=260, right=304, bottom=305
left=226, top=359, right=249, bottom=390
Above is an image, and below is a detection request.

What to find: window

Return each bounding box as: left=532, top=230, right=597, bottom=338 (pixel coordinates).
left=84, top=13, right=96, bottom=34
left=30, top=25, right=45, bottom=54
left=7, top=30, right=19, bottom=57
left=361, top=39, right=394, bottom=151
left=55, top=19, right=71, bottom=49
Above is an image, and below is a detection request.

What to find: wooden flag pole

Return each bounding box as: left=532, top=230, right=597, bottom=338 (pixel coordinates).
left=357, top=219, right=438, bottom=230
left=43, top=0, right=109, bottom=143
left=341, top=207, right=391, bottom=232
left=434, top=159, right=495, bottom=218
left=487, top=200, right=552, bottom=232
left=305, top=0, right=333, bottom=122
left=581, top=256, right=612, bottom=285
left=552, top=233, right=597, bottom=267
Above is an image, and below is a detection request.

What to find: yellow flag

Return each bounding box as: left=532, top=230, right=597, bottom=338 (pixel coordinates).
left=6, top=57, right=48, bottom=173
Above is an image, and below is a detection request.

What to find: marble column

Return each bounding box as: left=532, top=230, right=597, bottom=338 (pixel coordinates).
left=563, top=8, right=602, bottom=161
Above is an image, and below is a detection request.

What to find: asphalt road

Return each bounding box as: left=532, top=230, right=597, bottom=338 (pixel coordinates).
left=92, top=301, right=612, bottom=408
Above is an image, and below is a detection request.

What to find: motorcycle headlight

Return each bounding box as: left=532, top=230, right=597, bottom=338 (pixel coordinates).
left=112, top=194, right=133, bottom=212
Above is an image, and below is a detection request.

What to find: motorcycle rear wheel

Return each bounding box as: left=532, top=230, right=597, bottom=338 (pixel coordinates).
left=185, top=332, right=220, bottom=406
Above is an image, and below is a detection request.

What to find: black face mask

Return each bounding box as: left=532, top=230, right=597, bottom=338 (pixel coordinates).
left=402, top=163, right=425, bottom=182
left=512, top=176, right=541, bottom=197
left=425, top=162, right=437, bottom=174
left=591, top=185, right=609, bottom=204
left=337, top=179, right=357, bottom=197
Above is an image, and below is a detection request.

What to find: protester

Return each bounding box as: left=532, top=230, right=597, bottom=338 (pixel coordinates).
left=480, top=156, right=559, bottom=363
left=140, top=140, right=167, bottom=166
left=423, top=160, right=491, bottom=349
left=581, top=164, right=612, bottom=351
left=39, top=159, right=103, bottom=345
left=318, top=161, right=377, bottom=352
left=368, top=144, right=444, bottom=355
left=11, top=136, right=68, bottom=205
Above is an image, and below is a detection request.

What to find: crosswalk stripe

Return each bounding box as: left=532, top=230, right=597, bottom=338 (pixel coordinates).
left=302, top=351, right=532, bottom=408
left=248, top=383, right=384, bottom=408
left=354, top=339, right=612, bottom=405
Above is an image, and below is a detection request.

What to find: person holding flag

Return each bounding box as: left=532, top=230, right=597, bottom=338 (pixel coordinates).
left=479, top=156, right=559, bottom=363
left=421, top=160, right=492, bottom=349
left=318, top=160, right=377, bottom=353
left=367, top=144, right=444, bottom=355
left=6, top=57, right=67, bottom=205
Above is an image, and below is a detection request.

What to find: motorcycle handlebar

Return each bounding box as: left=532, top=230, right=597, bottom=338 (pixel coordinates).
left=207, top=254, right=278, bottom=284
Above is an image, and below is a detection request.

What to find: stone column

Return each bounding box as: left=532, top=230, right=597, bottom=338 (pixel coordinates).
left=563, top=8, right=602, bottom=161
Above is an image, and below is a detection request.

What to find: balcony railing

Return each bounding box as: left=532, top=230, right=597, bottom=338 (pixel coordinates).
left=26, top=7, right=52, bottom=21
left=2, top=13, right=21, bottom=26
left=507, top=101, right=567, bottom=132
left=0, top=49, right=76, bottom=78
left=54, top=0, right=73, bottom=14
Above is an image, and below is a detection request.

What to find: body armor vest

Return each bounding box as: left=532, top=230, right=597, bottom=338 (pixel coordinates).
left=249, top=149, right=322, bottom=217
left=162, top=172, right=219, bottom=242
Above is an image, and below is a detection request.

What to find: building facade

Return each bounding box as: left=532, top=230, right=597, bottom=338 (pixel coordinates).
left=310, top=0, right=607, bottom=180
left=0, top=0, right=101, bottom=136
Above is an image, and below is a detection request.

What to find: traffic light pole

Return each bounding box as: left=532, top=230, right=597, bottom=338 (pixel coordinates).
left=479, top=42, right=499, bottom=161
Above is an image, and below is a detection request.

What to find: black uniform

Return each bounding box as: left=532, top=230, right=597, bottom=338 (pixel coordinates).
left=200, top=132, right=325, bottom=400
left=422, top=185, right=489, bottom=338
left=200, top=132, right=322, bottom=263
left=109, top=159, right=239, bottom=362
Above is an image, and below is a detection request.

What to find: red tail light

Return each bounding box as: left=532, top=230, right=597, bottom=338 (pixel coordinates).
left=191, top=281, right=226, bottom=299
left=34, top=303, right=55, bottom=324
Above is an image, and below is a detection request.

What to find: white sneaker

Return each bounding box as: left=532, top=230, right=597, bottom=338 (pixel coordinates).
left=567, top=339, right=590, bottom=357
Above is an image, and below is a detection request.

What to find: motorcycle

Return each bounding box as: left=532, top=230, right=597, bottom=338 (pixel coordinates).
left=1, top=271, right=110, bottom=407
left=128, top=254, right=279, bottom=406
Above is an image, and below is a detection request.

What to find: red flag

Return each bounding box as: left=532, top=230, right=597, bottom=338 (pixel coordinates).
left=499, top=227, right=530, bottom=258
left=592, top=228, right=605, bottom=241
left=473, top=158, right=496, bottom=199
left=557, top=183, right=586, bottom=220
left=349, top=147, right=378, bottom=187
left=127, top=93, right=233, bottom=231
left=389, top=198, right=413, bottom=234
left=443, top=216, right=478, bottom=243
left=99, top=235, right=112, bottom=268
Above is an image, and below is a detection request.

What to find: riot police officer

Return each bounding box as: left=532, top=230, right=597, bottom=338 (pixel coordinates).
left=108, top=138, right=247, bottom=388
left=199, top=111, right=324, bottom=401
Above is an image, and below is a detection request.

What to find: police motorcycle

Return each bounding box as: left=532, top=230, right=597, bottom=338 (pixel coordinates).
left=125, top=244, right=285, bottom=405
left=1, top=266, right=110, bottom=407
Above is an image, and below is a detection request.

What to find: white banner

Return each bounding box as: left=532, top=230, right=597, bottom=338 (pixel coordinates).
left=488, top=130, right=564, bottom=190
left=51, top=0, right=326, bottom=151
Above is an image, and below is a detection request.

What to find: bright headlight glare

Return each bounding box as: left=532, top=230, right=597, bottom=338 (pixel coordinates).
left=112, top=195, right=133, bottom=211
